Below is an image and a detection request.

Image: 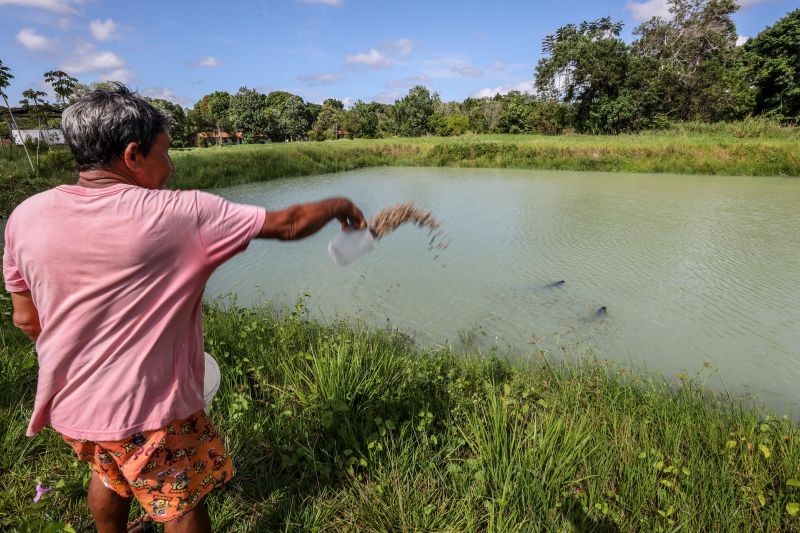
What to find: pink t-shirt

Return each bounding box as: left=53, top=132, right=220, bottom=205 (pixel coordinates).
left=3, top=184, right=266, bottom=440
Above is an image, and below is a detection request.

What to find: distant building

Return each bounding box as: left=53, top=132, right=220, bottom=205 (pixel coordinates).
left=11, top=128, right=65, bottom=146
left=196, top=131, right=272, bottom=145
left=2, top=105, right=65, bottom=145
left=196, top=131, right=243, bottom=145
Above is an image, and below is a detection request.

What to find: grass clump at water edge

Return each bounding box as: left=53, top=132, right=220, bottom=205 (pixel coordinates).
left=2, top=295, right=800, bottom=531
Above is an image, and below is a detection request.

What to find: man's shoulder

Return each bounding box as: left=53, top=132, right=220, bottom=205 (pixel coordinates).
left=8, top=186, right=200, bottom=223
left=8, top=187, right=61, bottom=219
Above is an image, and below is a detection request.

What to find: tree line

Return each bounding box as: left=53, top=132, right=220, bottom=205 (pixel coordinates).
left=185, top=3, right=799, bottom=143
left=1, top=1, right=798, bottom=150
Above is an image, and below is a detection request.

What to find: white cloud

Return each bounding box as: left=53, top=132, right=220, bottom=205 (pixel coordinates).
left=102, top=68, right=135, bottom=84
left=453, top=65, right=483, bottom=77
left=373, top=90, right=403, bottom=104
left=298, top=0, right=342, bottom=5
left=626, top=0, right=771, bottom=22
left=346, top=49, right=390, bottom=69
left=141, top=87, right=191, bottom=106
left=473, top=80, right=535, bottom=99
left=89, top=18, right=119, bottom=42
left=16, top=27, right=54, bottom=52
left=195, top=56, right=222, bottom=67
left=63, top=48, right=125, bottom=73
left=297, top=72, right=345, bottom=85
left=421, top=54, right=484, bottom=79
left=736, top=35, right=750, bottom=46
left=384, top=75, right=430, bottom=89
left=491, top=61, right=506, bottom=72
left=343, top=39, right=414, bottom=71
left=625, top=0, right=671, bottom=22
left=385, top=38, right=414, bottom=57
left=0, top=0, right=82, bottom=14
left=61, top=44, right=133, bottom=83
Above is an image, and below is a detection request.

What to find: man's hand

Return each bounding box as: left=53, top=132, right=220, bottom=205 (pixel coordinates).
left=259, top=197, right=366, bottom=240
left=11, top=291, right=41, bottom=342
left=333, top=198, right=367, bottom=231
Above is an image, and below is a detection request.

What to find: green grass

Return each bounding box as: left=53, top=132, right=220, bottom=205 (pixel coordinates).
left=1, top=125, right=799, bottom=217
left=167, top=131, right=800, bottom=192
left=3, top=294, right=800, bottom=532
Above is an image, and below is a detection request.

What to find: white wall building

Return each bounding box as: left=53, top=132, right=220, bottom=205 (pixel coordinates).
left=11, top=128, right=65, bottom=146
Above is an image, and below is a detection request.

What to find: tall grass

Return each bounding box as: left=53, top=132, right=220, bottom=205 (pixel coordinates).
left=2, top=295, right=800, bottom=531
left=1, top=126, right=798, bottom=216
left=167, top=131, right=800, bottom=193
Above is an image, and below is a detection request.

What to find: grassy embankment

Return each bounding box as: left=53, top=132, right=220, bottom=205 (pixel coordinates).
left=1, top=124, right=799, bottom=216
left=3, top=296, right=800, bottom=531
left=167, top=128, right=800, bottom=191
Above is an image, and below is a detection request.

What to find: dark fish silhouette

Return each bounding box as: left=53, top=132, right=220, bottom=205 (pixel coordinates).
left=542, top=280, right=566, bottom=289
left=593, top=306, right=608, bottom=319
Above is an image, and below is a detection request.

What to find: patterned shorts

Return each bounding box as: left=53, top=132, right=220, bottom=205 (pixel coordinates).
left=62, top=410, right=234, bottom=523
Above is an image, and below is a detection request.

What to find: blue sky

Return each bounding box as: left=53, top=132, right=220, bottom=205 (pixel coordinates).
left=1, top=0, right=796, bottom=108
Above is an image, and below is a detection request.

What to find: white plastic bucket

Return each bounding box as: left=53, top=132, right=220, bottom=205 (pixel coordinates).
left=203, top=352, right=221, bottom=415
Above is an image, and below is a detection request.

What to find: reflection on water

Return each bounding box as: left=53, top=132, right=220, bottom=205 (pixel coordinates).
left=206, top=167, right=800, bottom=414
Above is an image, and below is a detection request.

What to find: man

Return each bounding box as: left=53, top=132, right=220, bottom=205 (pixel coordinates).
left=3, top=83, right=366, bottom=533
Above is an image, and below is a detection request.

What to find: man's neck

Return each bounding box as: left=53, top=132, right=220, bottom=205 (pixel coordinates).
left=77, top=168, right=139, bottom=189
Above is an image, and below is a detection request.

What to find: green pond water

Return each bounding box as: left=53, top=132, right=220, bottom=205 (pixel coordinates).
left=207, top=167, right=800, bottom=414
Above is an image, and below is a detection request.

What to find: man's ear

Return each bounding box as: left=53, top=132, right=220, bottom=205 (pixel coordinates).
left=122, top=141, right=142, bottom=170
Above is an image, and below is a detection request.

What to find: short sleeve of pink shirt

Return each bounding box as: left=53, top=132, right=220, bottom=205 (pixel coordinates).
left=3, top=224, right=30, bottom=293
left=194, top=190, right=265, bottom=268
left=3, top=185, right=266, bottom=440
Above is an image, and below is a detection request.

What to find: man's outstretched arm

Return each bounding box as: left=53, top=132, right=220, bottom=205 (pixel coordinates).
left=11, top=290, right=41, bottom=342
left=258, top=197, right=366, bottom=241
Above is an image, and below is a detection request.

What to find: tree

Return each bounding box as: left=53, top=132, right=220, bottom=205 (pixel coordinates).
left=1, top=60, right=34, bottom=170
left=202, top=91, right=232, bottom=146
left=185, top=106, right=213, bottom=146
left=278, top=94, right=309, bottom=141
left=462, top=97, right=491, bottom=133
left=535, top=17, right=634, bottom=132
left=20, top=88, right=49, bottom=165
left=394, top=86, right=438, bottom=136
left=262, top=91, right=309, bottom=141
left=229, top=87, right=267, bottom=143
left=343, top=100, right=380, bottom=138
left=632, top=0, right=753, bottom=121
left=146, top=98, right=189, bottom=148
left=430, top=100, right=469, bottom=136
left=69, top=81, right=117, bottom=103
left=496, top=92, right=538, bottom=134
left=745, top=8, right=800, bottom=121
left=264, top=90, right=295, bottom=110
left=431, top=112, right=469, bottom=136
left=44, top=70, right=78, bottom=108
left=311, top=98, right=344, bottom=140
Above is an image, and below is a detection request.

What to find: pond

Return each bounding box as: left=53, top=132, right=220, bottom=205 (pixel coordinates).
left=206, top=167, right=800, bottom=414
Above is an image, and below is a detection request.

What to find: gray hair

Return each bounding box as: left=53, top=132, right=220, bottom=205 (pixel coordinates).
left=62, top=82, right=167, bottom=171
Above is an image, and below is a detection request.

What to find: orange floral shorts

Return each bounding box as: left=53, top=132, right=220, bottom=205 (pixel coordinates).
left=62, top=410, right=234, bottom=523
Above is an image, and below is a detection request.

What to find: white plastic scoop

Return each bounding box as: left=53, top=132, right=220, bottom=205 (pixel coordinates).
left=328, top=228, right=375, bottom=266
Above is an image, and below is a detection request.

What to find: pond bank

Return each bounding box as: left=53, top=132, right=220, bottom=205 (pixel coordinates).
left=1, top=132, right=798, bottom=217
left=168, top=133, right=800, bottom=191
left=2, top=298, right=800, bottom=531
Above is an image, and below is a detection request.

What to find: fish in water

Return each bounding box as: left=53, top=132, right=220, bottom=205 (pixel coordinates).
left=594, top=306, right=608, bottom=319
left=542, top=280, right=566, bottom=289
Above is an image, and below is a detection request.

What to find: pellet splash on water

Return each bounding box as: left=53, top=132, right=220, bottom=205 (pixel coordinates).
left=368, top=201, right=450, bottom=260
